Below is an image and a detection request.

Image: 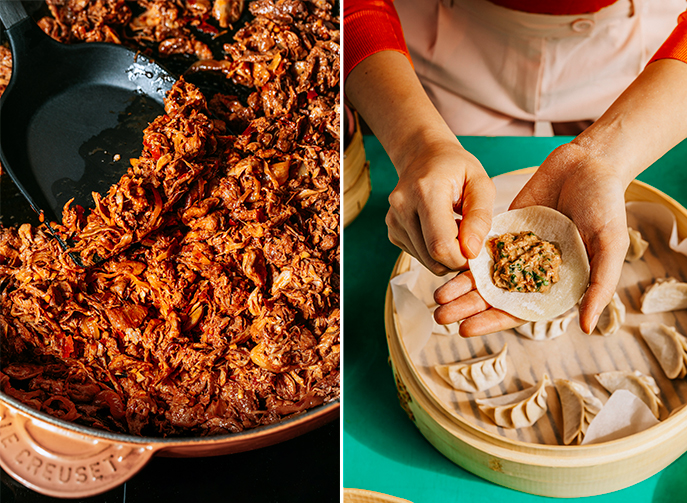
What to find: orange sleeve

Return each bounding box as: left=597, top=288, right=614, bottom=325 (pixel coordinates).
left=343, top=0, right=412, bottom=82
left=649, top=11, right=687, bottom=65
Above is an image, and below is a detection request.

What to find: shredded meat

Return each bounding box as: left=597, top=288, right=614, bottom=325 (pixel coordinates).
left=189, top=0, right=340, bottom=122
left=40, top=0, right=132, bottom=44
left=489, top=232, right=562, bottom=293
left=213, top=0, right=245, bottom=28
left=0, top=45, right=11, bottom=176
left=0, top=46, right=12, bottom=96
left=39, top=0, right=216, bottom=60
left=63, top=78, right=219, bottom=265
left=0, top=0, right=339, bottom=437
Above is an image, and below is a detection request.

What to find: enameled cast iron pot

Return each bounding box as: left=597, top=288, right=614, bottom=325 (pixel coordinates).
left=0, top=5, right=339, bottom=499
left=0, top=389, right=339, bottom=498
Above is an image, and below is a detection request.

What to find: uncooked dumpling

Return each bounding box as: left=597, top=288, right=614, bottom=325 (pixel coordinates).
left=469, top=206, right=590, bottom=321
left=515, top=309, right=576, bottom=341
left=625, top=227, right=649, bottom=262
left=639, top=322, right=687, bottom=379
left=595, top=370, right=663, bottom=419
left=554, top=379, right=603, bottom=445
left=434, top=344, right=508, bottom=393
left=596, top=292, right=626, bottom=336
left=640, top=277, right=687, bottom=314
left=476, top=374, right=550, bottom=428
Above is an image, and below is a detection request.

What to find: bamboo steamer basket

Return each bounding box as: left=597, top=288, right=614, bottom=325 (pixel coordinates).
left=343, top=161, right=371, bottom=228
left=343, top=109, right=371, bottom=227
left=384, top=170, right=687, bottom=498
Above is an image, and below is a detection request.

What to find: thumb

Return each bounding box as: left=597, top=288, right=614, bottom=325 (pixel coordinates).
left=510, top=171, right=560, bottom=211
left=458, top=177, right=495, bottom=259
left=510, top=188, right=541, bottom=211
left=578, top=227, right=629, bottom=334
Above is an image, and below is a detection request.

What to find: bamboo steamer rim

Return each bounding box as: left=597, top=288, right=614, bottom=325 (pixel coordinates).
left=344, top=111, right=367, bottom=192
left=343, top=488, right=413, bottom=503
left=386, top=169, right=687, bottom=459
left=343, top=161, right=371, bottom=228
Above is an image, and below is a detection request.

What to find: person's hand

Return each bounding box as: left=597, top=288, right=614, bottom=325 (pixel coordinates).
left=387, top=139, right=495, bottom=275
left=434, top=59, right=687, bottom=337
left=344, top=51, right=496, bottom=274
left=345, top=52, right=495, bottom=275
left=434, top=269, right=524, bottom=336
left=434, top=143, right=630, bottom=336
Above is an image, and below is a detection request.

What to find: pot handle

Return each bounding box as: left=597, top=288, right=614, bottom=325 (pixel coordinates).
left=0, top=401, right=156, bottom=498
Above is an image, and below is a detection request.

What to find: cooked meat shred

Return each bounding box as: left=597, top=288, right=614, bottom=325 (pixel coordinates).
left=0, top=45, right=11, bottom=176
left=40, top=0, right=215, bottom=59
left=0, top=45, right=12, bottom=96
left=488, top=232, right=561, bottom=293
left=0, top=0, right=339, bottom=437
left=63, top=78, right=219, bottom=265
left=213, top=0, right=245, bottom=28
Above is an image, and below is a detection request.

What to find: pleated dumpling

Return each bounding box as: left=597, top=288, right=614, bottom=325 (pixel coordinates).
left=595, top=370, right=663, bottom=419
left=515, top=309, right=576, bottom=341
left=434, top=344, right=508, bottom=393
left=596, top=292, right=626, bottom=336
left=625, top=227, right=649, bottom=262
left=640, top=277, right=687, bottom=314
left=554, top=379, right=603, bottom=445
left=639, top=322, right=687, bottom=379
left=476, top=374, right=550, bottom=428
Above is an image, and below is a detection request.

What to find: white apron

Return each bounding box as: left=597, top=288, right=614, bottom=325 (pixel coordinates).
left=395, top=0, right=686, bottom=135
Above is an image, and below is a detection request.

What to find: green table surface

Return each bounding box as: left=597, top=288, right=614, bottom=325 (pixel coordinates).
left=343, top=135, right=687, bottom=503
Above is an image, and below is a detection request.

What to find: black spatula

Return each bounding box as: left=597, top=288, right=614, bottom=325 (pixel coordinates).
left=0, top=1, right=175, bottom=241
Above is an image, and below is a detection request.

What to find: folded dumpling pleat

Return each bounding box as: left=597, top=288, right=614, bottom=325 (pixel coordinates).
left=515, top=309, right=576, bottom=341
left=476, top=374, right=550, bottom=428
left=640, top=277, right=687, bottom=314
left=434, top=344, right=508, bottom=393
left=554, top=379, right=603, bottom=445
left=639, top=322, right=687, bottom=379
left=596, top=292, right=626, bottom=336
left=595, top=370, right=663, bottom=419
left=625, top=227, right=649, bottom=262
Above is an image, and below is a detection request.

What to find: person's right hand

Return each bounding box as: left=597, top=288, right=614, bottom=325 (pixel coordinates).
left=386, top=138, right=495, bottom=275
left=345, top=51, right=495, bottom=274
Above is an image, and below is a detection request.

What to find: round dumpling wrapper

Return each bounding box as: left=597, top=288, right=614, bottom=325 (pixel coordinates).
left=468, top=206, right=590, bottom=322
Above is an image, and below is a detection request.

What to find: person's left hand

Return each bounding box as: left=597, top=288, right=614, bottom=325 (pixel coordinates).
left=434, top=142, right=631, bottom=337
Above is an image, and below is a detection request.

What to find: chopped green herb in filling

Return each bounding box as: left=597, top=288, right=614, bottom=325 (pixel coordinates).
left=488, top=231, right=562, bottom=293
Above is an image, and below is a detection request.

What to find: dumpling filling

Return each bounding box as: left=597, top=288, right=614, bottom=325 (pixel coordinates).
left=469, top=206, right=589, bottom=321
left=488, top=231, right=562, bottom=293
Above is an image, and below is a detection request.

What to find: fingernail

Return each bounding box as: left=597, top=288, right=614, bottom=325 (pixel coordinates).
left=467, top=236, right=482, bottom=258
left=587, top=312, right=600, bottom=335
